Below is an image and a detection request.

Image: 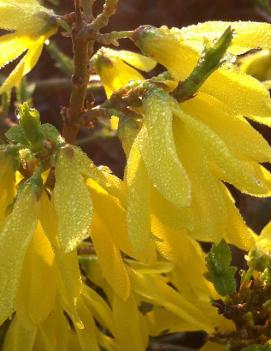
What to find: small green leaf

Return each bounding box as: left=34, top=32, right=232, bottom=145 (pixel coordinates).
left=18, top=103, right=44, bottom=147
left=205, top=240, right=237, bottom=296
left=5, top=125, right=29, bottom=146
left=40, top=124, right=64, bottom=145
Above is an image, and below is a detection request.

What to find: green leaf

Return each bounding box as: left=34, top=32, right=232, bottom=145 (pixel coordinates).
left=205, top=240, right=237, bottom=296
left=40, top=124, right=64, bottom=145
left=18, top=103, right=44, bottom=149
left=5, top=125, right=29, bottom=146
left=173, top=26, right=233, bottom=102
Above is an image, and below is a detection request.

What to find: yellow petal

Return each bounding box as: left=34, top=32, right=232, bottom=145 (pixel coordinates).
left=73, top=146, right=127, bottom=204
left=0, top=33, right=32, bottom=70
left=201, top=67, right=271, bottom=120
left=97, top=332, right=120, bottom=351
left=146, top=307, right=200, bottom=335
left=91, top=213, right=130, bottom=300
left=126, top=133, right=156, bottom=262
left=114, top=50, right=156, bottom=72
left=53, top=146, right=93, bottom=253
left=75, top=299, right=99, bottom=351
left=154, top=225, right=214, bottom=301
left=134, top=26, right=197, bottom=80
left=0, top=185, right=39, bottom=325
left=174, top=118, right=228, bottom=242
left=15, top=223, right=57, bottom=327
left=129, top=268, right=213, bottom=333
left=175, top=108, right=271, bottom=196
left=87, top=178, right=133, bottom=258
left=224, top=191, right=256, bottom=251
left=257, top=221, right=271, bottom=253
left=112, top=293, right=146, bottom=351
left=94, top=48, right=144, bottom=97
left=150, top=185, right=194, bottom=232
left=140, top=93, right=191, bottom=208
left=180, top=21, right=271, bottom=55
left=0, top=1, right=48, bottom=33
left=181, top=92, right=271, bottom=163
left=3, top=316, right=37, bottom=351
left=83, top=284, right=114, bottom=334
left=0, top=35, right=45, bottom=93
left=39, top=193, right=83, bottom=322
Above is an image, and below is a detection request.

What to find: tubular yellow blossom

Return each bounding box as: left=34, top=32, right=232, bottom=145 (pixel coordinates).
left=92, top=48, right=156, bottom=130
left=0, top=0, right=57, bottom=92
left=92, top=48, right=156, bottom=98
left=132, top=25, right=271, bottom=121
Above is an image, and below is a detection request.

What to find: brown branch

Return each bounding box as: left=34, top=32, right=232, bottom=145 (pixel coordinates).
left=62, top=0, right=95, bottom=144
left=88, top=0, right=119, bottom=31
left=81, top=0, right=96, bottom=22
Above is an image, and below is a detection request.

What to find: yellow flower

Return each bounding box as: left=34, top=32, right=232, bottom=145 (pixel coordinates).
left=92, top=48, right=156, bottom=98
left=118, top=23, right=271, bottom=249
left=53, top=145, right=136, bottom=300
left=0, top=183, right=121, bottom=351
left=92, top=48, right=156, bottom=130
left=0, top=0, right=57, bottom=93
left=125, top=88, right=259, bottom=252
left=132, top=24, right=271, bottom=124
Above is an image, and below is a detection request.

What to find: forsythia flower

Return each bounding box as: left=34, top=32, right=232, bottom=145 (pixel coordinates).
left=0, top=181, right=121, bottom=351
left=53, top=145, right=137, bottom=300
left=92, top=48, right=156, bottom=98
left=121, top=23, right=271, bottom=249
left=92, top=48, right=156, bottom=130
left=0, top=0, right=57, bottom=92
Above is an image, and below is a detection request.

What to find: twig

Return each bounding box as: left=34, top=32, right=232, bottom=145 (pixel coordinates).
left=97, top=30, right=134, bottom=46
left=62, top=0, right=94, bottom=143
left=88, top=0, right=119, bottom=31
left=81, top=0, right=96, bottom=22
